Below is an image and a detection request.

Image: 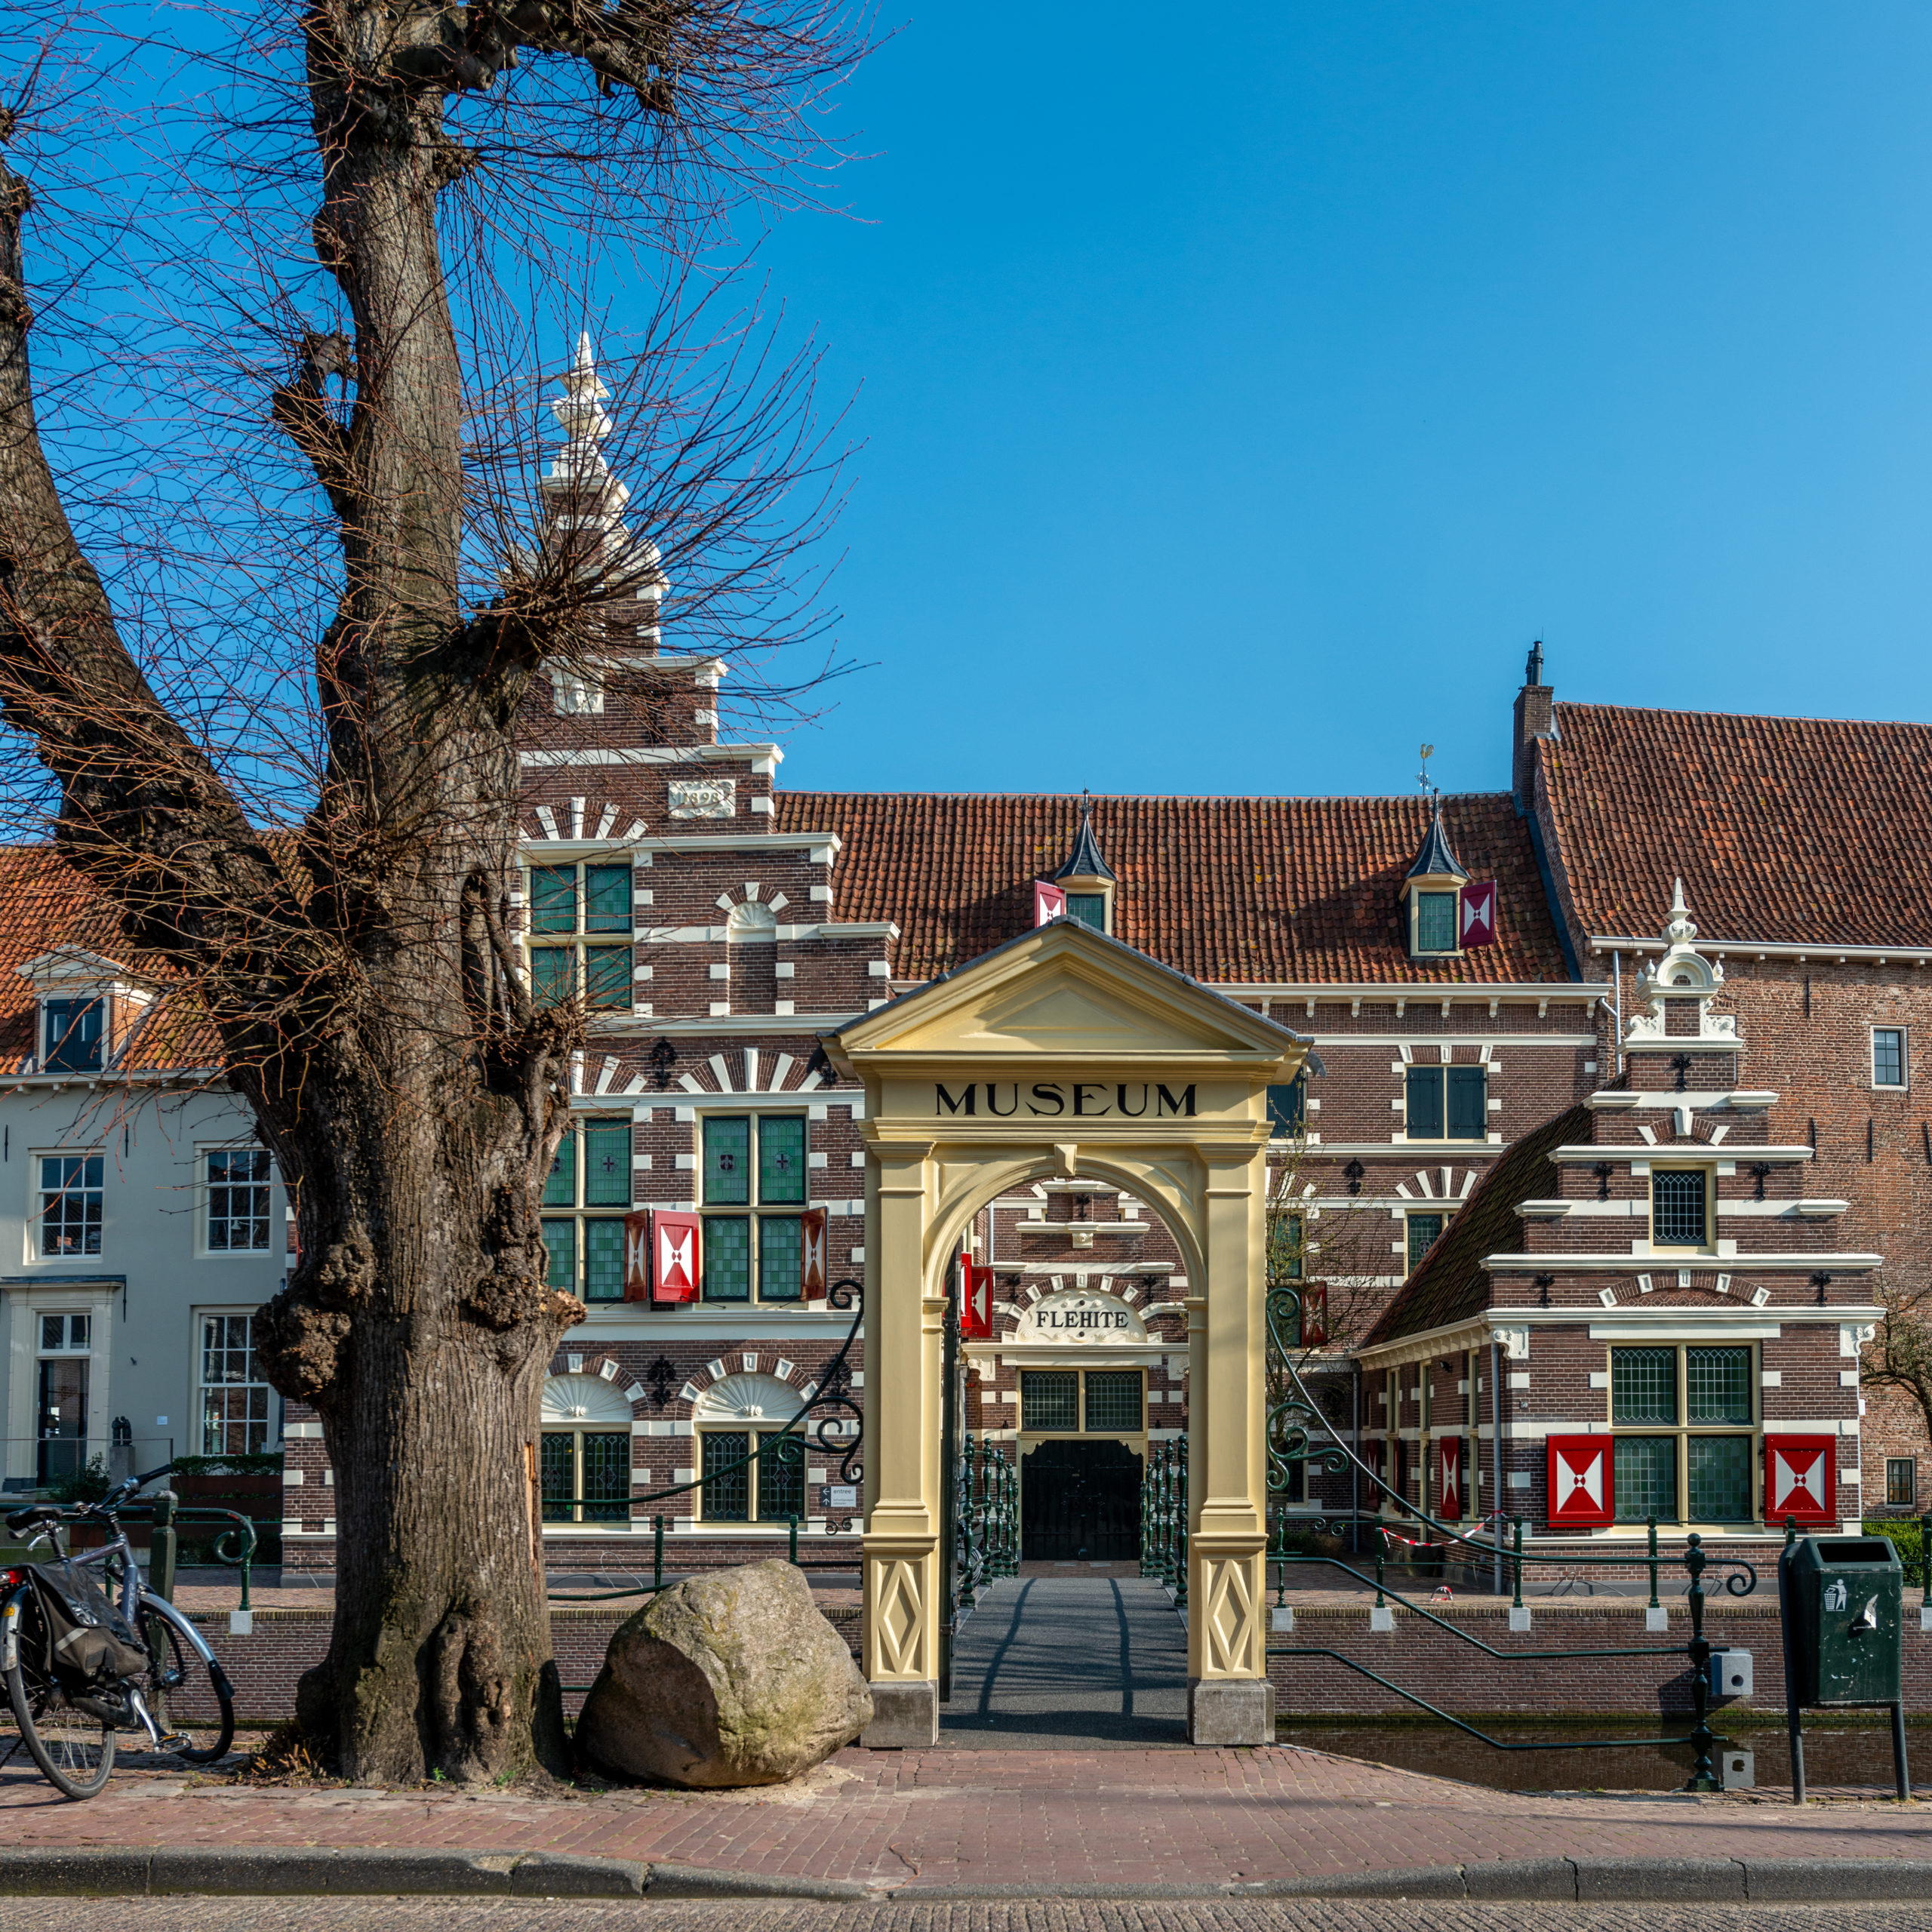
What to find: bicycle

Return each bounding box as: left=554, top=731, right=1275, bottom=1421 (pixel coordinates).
left=2, top=1466, right=237, bottom=1798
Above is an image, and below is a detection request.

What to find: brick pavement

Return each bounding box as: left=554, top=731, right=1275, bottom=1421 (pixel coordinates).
left=2, top=1743, right=1929, bottom=1892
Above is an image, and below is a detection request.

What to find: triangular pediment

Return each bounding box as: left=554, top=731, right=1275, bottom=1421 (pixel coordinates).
left=829, top=920, right=1305, bottom=1068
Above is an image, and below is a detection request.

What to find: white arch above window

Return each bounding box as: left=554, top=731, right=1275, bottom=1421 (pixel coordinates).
left=540, top=1373, right=633, bottom=1425
left=694, top=1371, right=804, bottom=1423
left=725, top=899, right=779, bottom=942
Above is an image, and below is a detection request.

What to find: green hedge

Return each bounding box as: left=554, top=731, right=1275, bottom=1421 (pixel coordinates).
left=1864, top=1518, right=1929, bottom=1580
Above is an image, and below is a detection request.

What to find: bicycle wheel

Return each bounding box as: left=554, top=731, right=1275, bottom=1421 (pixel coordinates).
left=140, top=1605, right=235, bottom=1763
left=5, top=1643, right=115, bottom=1800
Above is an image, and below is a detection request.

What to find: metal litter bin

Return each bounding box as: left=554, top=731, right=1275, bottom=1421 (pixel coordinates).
left=1778, top=1534, right=1909, bottom=1802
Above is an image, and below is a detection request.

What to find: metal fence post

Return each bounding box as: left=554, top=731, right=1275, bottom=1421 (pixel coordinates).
left=1683, top=1532, right=1720, bottom=1792
left=788, top=1513, right=799, bottom=1566
left=1511, top=1517, right=1524, bottom=1611
left=149, top=1489, right=177, bottom=1604
left=1647, top=1515, right=1659, bottom=1611
left=1920, top=1512, right=1930, bottom=1612
left=653, top=1514, right=664, bottom=1592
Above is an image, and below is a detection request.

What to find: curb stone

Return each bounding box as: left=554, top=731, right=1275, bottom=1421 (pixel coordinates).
left=0, top=1848, right=1929, bottom=1901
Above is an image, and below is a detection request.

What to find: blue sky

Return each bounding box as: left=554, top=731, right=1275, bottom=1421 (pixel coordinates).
left=740, top=3, right=1932, bottom=800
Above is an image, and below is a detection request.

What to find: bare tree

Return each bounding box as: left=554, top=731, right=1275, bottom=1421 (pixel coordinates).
left=0, top=0, right=861, bottom=1783
left=1865, top=1287, right=1932, bottom=1500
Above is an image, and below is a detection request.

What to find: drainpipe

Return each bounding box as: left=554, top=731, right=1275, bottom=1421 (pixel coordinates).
left=1489, top=1337, right=1504, bottom=1598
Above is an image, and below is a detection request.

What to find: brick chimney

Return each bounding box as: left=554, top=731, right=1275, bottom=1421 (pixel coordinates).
left=1512, top=641, right=1555, bottom=816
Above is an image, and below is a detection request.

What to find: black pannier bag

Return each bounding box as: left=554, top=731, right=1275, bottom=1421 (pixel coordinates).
left=21, top=1561, right=149, bottom=1690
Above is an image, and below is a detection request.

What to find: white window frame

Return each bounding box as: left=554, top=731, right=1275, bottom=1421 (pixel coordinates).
left=196, top=1144, right=278, bottom=1259
left=1649, top=1163, right=1715, bottom=1256
left=696, top=1108, right=814, bottom=1306
left=30, top=1149, right=106, bottom=1263
left=194, top=1310, right=280, bottom=1457
left=1872, top=1025, right=1909, bottom=1091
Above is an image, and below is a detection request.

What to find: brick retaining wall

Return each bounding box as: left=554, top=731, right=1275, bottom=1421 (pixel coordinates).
left=158, top=1604, right=865, bottom=1728
left=1267, top=1598, right=1932, bottom=1718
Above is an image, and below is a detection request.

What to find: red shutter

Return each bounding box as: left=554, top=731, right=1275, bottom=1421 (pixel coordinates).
left=801, top=1208, right=827, bottom=1301
left=1765, top=1434, right=1836, bottom=1527
left=1546, top=1435, right=1613, bottom=1529
left=651, top=1211, right=701, bottom=1306
left=1460, top=881, right=1497, bottom=947
left=1439, top=1437, right=1463, bottom=1520
left=960, top=1259, right=993, bottom=1339
left=1298, top=1284, right=1329, bottom=1348
left=622, top=1211, right=653, bottom=1301
left=1033, top=880, right=1066, bottom=925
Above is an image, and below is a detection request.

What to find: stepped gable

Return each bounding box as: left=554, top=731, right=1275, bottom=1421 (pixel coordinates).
left=1360, top=1101, right=1592, bottom=1347
left=774, top=791, right=1567, bottom=986
left=1537, top=702, right=1932, bottom=946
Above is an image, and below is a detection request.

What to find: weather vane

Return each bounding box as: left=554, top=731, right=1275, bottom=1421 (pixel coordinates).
left=1417, top=743, right=1438, bottom=801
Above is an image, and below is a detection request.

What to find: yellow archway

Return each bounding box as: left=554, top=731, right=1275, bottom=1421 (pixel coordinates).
left=822, top=919, right=1311, bottom=1747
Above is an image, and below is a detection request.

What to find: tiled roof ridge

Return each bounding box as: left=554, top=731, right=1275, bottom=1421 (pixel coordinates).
left=780, top=786, right=1516, bottom=807
left=1555, top=697, right=1932, bottom=735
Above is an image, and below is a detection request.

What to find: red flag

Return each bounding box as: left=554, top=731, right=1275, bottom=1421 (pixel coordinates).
left=1460, top=881, right=1497, bottom=947
left=1765, top=1434, right=1836, bottom=1527
left=801, top=1208, right=827, bottom=1301
left=623, top=1211, right=653, bottom=1301
left=651, top=1211, right=700, bottom=1305
left=1033, top=879, right=1066, bottom=925
left=1439, top=1437, right=1463, bottom=1521
left=959, top=1258, right=993, bottom=1339
left=1546, top=1435, right=1613, bottom=1528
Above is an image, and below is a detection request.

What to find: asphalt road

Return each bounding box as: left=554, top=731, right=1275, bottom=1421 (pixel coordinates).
left=3, top=1902, right=1930, bottom=1932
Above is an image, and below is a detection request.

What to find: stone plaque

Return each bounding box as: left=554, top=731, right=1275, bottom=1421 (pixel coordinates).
left=669, top=777, right=737, bottom=819
left=1014, top=1288, right=1146, bottom=1344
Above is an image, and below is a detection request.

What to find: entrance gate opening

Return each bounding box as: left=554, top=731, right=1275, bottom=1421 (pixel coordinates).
left=1021, top=1439, right=1142, bottom=1561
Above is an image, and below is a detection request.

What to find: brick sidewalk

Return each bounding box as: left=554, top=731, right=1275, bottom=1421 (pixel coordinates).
left=2, top=1746, right=1927, bottom=1891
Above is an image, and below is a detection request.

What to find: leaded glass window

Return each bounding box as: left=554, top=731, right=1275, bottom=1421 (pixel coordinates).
left=1021, top=1371, right=1079, bottom=1432
left=1614, top=1436, right=1677, bottom=1522
left=1687, top=1435, right=1752, bottom=1521
left=1084, top=1371, right=1143, bottom=1433
left=1686, top=1348, right=1752, bottom=1425
left=702, top=1430, right=751, bottom=1521
left=543, top=1429, right=629, bottom=1522
left=700, top=1114, right=811, bottom=1303
left=1066, top=893, right=1107, bottom=932
left=1416, top=891, right=1457, bottom=953
left=1612, top=1348, right=1677, bottom=1426
left=539, top=1118, right=630, bottom=1301
left=524, top=860, right=632, bottom=1008
left=1407, top=1212, right=1444, bottom=1273
left=1652, top=1168, right=1709, bottom=1247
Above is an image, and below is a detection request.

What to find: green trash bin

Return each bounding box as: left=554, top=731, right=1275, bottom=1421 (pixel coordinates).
left=1778, top=1534, right=1909, bottom=1801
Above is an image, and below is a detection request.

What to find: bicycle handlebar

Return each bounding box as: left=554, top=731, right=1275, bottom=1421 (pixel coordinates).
left=4, top=1464, right=177, bottom=1535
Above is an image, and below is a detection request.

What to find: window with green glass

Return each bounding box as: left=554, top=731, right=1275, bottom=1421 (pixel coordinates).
left=1270, top=1213, right=1303, bottom=1282
left=1066, top=893, right=1107, bottom=931
left=1614, top=1436, right=1678, bottom=1522
left=1612, top=1348, right=1678, bottom=1424
left=1084, top=1371, right=1143, bottom=1433
left=700, top=1113, right=811, bottom=1303
left=539, top=1118, right=631, bottom=1301
left=1416, top=891, right=1457, bottom=952
left=524, top=860, right=632, bottom=1009
left=1686, top=1347, right=1752, bottom=1425
left=1687, top=1435, right=1752, bottom=1521
left=699, top=1428, right=801, bottom=1523
left=1021, top=1371, right=1079, bottom=1432
left=540, top=1428, right=629, bottom=1522
left=1266, top=1080, right=1306, bottom=1138
left=1609, top=1343, right=1758, bottom=1524
left=1407, top=1212, right=1444, bottom=1272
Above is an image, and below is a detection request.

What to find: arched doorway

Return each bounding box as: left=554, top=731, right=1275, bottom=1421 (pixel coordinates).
left=820, top=918, right=1312, bottom=1747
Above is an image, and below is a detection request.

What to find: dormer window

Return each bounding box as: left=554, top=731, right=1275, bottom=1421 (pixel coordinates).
left=44, top=997, right=103, bottom=1072
left=1053, top=794, right=1116, bottom=937
left=1399, top=800, right=1469, bottom=961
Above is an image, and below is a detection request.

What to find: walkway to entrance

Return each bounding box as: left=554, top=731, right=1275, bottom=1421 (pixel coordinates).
left=939, top=1573, right=1189, bottom=1748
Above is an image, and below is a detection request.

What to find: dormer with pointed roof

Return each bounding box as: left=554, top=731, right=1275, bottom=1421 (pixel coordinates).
left=1054, top=793, right=1116, bottom=934
left=1400, top=797, right=1469, bottom=959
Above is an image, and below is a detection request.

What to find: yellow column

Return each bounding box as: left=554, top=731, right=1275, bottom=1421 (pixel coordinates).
left=859, top=1136, right=942, bottom=1745
left=1185, top=1137, right=1272, bottom=1744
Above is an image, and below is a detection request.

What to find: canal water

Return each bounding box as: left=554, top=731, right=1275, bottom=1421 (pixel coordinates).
left=1276, top=1718, right=1925, bottom=1793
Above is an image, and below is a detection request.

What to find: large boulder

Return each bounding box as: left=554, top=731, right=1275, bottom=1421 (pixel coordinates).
left=575, top=1559, right=872, bottom=1788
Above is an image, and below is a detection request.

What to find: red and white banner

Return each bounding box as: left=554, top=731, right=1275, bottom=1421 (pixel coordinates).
left=1460, top=881, right=1498, bottom=948
left=1765, top=1434, right=1836, bottom=1527
left=801, top=1208, right=827, bottom=1301
left=1438, top=1437, right=1463, bottom=1521
left=651, top=1210, right=701, bottom=1306
left=959, top=1257, right=993, bottom=1339
left=1033, top=879, right=1066, bottom=925
left=623, top=1211, right=653, bottom=1302
left=1546, top=1435, right=1614, bottom=1529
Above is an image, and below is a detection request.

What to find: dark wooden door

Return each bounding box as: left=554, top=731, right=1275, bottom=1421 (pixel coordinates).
left=1021, top=1438, right=1143, bottom=1561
